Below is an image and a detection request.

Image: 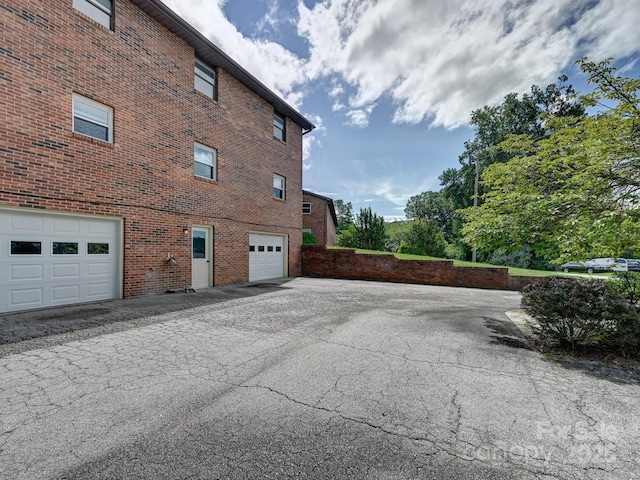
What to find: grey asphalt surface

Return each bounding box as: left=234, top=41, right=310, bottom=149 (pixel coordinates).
left=1, top=277, right=639, bottom=479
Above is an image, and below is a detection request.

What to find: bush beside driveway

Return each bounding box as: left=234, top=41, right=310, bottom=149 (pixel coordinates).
left=1, top=278, right=638, bottom=479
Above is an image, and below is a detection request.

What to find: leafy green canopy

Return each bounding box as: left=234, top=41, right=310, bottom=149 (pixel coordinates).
left=461, top=58, right=640, bottom=262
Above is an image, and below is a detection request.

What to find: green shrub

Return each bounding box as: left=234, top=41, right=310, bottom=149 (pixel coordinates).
left=521, top=277, right=638, bottom=350
left=611, top=271, right=640, bottom=309
left=488, top=247, right=532, bottom=269
left=302, top=231, right=318, bottom=245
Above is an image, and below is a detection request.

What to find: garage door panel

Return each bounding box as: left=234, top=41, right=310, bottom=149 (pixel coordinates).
left=10, top=288, right=44, bottom=307
left=11, top=264, right=44, bottom=281
left=51, top=285, right=80, bottom=302
left=52, top=218, right=80, bottom=234
left=87, top=282, right=112, bottom=297
left=9, top=214, right=44, bottom=232
left=1, top=210, right=119, bottom=313
left=52, top=263, right=80, bottom=279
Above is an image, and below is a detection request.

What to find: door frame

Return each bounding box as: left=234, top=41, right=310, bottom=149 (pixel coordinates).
left=191, top=225, right=213, bottom=288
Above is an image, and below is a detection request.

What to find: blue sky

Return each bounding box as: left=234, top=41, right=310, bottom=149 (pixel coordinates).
left=163, top=0, right=640, bottom=220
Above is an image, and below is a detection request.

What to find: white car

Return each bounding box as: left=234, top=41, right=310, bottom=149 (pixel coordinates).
left=584, top=257, right=615, bottom=274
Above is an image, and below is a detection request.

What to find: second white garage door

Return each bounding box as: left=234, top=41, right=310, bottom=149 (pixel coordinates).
left=249, top=233, right=286, bottom=281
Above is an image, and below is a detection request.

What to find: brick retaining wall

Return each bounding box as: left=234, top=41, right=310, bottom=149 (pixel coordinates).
left=301, top=246, right=544, bottom=291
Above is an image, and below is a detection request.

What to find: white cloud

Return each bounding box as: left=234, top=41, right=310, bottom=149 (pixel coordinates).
left=302, top=114, right=325, bottom=170
left=298, top=0, right=640, bottom=128
left=162, top=0, right=640, bottom=130
left=163, top=0, right=306, bottom=108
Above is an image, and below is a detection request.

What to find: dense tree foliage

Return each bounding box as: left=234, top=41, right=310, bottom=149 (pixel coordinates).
left=397, top=219, right=447, bottom=258
left=353, top=207, right=387, bottom=251
left=461, top=59, right=640, bottom=262
left=404, top=191, right=456, bottom=241
left=336, top=206, right=387, bottom=251
left=334, top=199, right=354, bottom=233
left=440, top=78, right=585, bottom=211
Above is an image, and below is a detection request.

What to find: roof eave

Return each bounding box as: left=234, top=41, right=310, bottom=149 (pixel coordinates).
left=128, top=0, right=315, bottom=132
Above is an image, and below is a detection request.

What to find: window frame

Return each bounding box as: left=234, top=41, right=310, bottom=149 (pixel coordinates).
left=194, top=143, right=217, bottom=180
left=273, top=174, right=285, bottom=200
left=194, top=58, right=217, bottom=100
left=72, top=0, right=113, bottom=29
left=302, top=202, right=311, bottom=214
left=273, top=112, right=286, bottom=141
left=72, top=94, right=113, bottom=143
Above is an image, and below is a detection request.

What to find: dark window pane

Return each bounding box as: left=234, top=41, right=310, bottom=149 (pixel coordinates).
left=88, top=243, right=109, bottom=254
left=192, top=232, right=206, bottom=259
left=275, top=246, right=282, bottom=252
left=53, top=242, right=78, bottom=254
left=258, top=246, right=265, bottom=252
left=74, top=117, right=108, bottom=141
left=195, top=161, right=213, bottom=179
left=267, top=246, right=274, bottom=252
left=11, top=241, right=41, bottom=255
left=249, top=245, right=255, bottom=252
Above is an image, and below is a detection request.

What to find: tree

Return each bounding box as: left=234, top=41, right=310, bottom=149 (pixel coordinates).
left=354, top=206, right=387, bottom=251
left=440, top=79, right=585, bottom=211
left=334, top=199, right=354, bottom=232
left=397, top=219, right=447, bottom=258
left=461, top=58, right=640, bottom=263
left=404, top=191, right=456, bottom=241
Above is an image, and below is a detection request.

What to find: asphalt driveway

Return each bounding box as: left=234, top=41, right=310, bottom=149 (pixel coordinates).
left=1, top=278, right=638, bottom=479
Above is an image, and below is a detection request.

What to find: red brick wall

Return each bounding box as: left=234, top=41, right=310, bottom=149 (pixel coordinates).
left=302, top=192, right=336, bottom=245
left=1, top=0, right=303, bottom=296
left=301, top=246, right=544, bottom=291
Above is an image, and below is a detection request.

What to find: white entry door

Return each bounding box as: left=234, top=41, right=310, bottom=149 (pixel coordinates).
left=249, top=233, right=286, bottom=281
left=191, top=227, right=211, bottom=289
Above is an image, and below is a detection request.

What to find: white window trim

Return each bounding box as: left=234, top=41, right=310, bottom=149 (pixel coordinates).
left=273, top=174, right=285, bottom=200
left=273, top=113, right=285, bottom=141
left=72, top=94, right=113, bottom=143
left=194, top=143, right=217, bottom=180
left=195, top=58, right=216, bottom=99
left=303, top=202, right=311, bottom=214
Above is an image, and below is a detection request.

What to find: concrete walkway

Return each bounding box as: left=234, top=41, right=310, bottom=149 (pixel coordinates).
left=1, top=278, right=638, bottom=479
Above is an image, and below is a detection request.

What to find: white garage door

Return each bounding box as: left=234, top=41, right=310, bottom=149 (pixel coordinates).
left=0, top=210, right=120, bottom=313
left=249, top=233, right=286, bottom=281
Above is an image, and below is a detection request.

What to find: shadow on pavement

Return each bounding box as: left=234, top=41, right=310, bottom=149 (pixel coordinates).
left=0, top=279, right=292, bottom=356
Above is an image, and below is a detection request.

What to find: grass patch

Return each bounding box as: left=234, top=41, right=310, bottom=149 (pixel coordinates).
left=327, top=246, right=611, bottom=278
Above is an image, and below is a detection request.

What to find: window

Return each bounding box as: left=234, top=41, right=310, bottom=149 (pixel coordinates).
left=273, top=113, right=285, bottom=141
left=302, top=202, right=311, bottom=214
left=195, top=58, right=216, bottom=99
left=273, top=175, right=285, bottom=200
left=73, top=0, right=112, bottom=29
left=11, top=241, right=42, bottom=255
left=302, top=228, right=312, bottom=234
left=88, top=243, right=109, bottom=254
left=53, top=242, right=78, bottom=255
left=73, top=94, right=113, bottom=142
left=194, top=143, right=216, bottom=180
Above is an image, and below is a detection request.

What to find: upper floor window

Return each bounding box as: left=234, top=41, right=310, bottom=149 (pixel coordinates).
left=195, top=58, right=216, bottom=99
left=194, top=143, right=216, bottom=180
left=73, top=94, right=113, bottom=143
left=273, top=174, right=285, bottom=200
left=302, top=202, right=311, bottom=214
left=273, top=113, right=285, bottom=141
left=73, top=0, right=112, bottom=29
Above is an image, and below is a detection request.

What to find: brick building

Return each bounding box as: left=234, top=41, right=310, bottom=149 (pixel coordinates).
left=0, top=0, right=314, bottom=312
left=302, top=190, right=338, bottom=246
